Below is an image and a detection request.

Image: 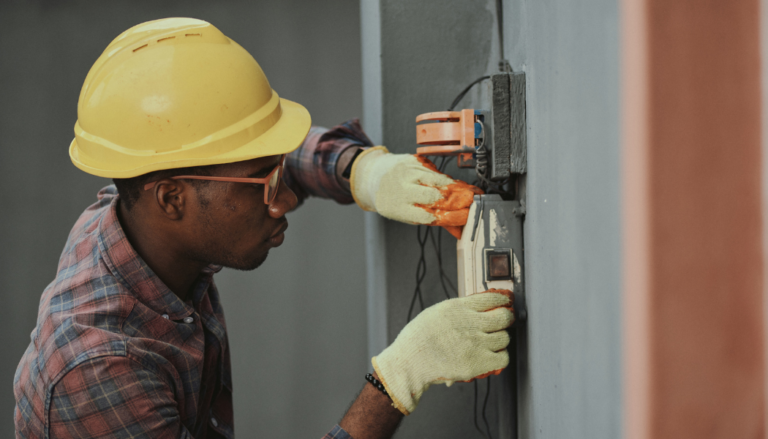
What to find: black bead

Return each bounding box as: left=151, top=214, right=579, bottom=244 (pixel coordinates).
left=365, top=373, right=391, bottom=400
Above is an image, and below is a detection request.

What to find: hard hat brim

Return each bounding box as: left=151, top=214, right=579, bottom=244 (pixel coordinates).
left=69, top=97, right=311, bottom=179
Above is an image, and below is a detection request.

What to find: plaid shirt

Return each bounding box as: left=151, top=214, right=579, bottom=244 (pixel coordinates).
left=284, top=119, right=373, bottom=205
left=14, top=122, right=368, bottom=438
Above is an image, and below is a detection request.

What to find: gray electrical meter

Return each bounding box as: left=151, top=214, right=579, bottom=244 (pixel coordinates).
left=457, top=194, right=525, bottom=319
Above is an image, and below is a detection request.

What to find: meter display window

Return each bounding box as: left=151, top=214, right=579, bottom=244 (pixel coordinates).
left=486, top=250, right=512, bottom=281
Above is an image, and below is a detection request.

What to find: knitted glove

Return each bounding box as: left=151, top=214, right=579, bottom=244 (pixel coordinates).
left=350, top=146, right=482, bottom=237
left=372, top=292, right=514, bottom=415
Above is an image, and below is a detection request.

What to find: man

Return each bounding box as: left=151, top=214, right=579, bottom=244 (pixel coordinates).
left=14, top=18, right=514, bottom=439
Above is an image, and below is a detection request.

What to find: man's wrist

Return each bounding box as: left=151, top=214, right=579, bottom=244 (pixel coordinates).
left=336, top=146, right=364, bottom=189
left=365, top=373, right=390, bottom=399
left=366, top=371, right=398, bottom=412
left=338, top=371, right=404, bottom=439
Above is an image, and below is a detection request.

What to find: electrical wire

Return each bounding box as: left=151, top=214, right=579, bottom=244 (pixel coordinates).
left=496, top=0, right=505, bottom=63
left=474, top=381, right=484, bottom=437
left=448, top=76, right=490, bottom=112
left=430, top=227, right=457, bottom=300
left=445, top=75, right=512, bottom=196
left=407, top=224, right=430, bottom=322
left=473, top=377, right=494, bottom=439
left=475, top=141, right=511, bottom=195
left=407, top=156, right=456, bottom=322
left=482, top=377, right=494, bottom=439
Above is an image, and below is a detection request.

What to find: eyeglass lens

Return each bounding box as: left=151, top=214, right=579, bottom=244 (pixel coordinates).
left=267, top=166, right=281, bottom=203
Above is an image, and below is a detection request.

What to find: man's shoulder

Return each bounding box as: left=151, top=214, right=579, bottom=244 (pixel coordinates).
left=45, top=184, right=133, bottom=319
left=30, top=185, right=137, bottom=382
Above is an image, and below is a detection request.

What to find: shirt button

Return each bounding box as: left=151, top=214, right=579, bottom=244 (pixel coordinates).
left=183, top=316, right=194, bottom=324
left=162, top=314, right=169, bottom=319
left=211, top=417, right=218, bottom=427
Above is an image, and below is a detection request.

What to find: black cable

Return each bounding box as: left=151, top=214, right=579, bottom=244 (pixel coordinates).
left=448, top=76, right=490, bottom=112
left=438, top=156, right=449, bottom=172
left=445, top=75, right=512, bottom=196
left=473, top=380, right=486, bottom=438
left=496, top=0, right=505, bottom=65
left=407, top=225, right=431, bottom=322
left=482, top=377, right=494, bottom=439
left=407, top=154, right=458, bottom=320
left=475, top=134, right=512, bottom=195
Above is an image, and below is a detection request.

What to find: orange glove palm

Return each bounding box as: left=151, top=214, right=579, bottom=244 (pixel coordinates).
left=413, top=156, right=483, bottom=237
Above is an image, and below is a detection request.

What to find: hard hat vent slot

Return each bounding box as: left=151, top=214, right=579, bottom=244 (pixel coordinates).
left=185, top=33, right=201, bottom=37
left=157, top=36, right=176, bottom=43
left=133, top=44, right=148, bottom=53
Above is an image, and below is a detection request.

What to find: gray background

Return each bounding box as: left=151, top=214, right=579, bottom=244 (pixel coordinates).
left=0, top=1, right=367, bottom=437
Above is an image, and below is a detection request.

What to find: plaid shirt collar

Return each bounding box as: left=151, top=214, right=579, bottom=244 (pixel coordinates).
left=97, top=196, right=222, bottom=321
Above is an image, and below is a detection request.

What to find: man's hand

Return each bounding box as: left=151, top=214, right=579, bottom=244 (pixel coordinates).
left=350, top=146, right=483, bottom=237
left=372, top=292, right=514, bottom=415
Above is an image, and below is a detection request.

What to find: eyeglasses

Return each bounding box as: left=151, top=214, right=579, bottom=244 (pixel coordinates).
left=143, top=155, right=285, bottom=204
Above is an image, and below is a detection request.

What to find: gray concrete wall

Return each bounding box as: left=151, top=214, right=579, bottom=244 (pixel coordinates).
left=501, top=1, right=623, bottom=437
left=363, top=0, right=622, bottom=438
left=0, top=1, right=366, bottom=437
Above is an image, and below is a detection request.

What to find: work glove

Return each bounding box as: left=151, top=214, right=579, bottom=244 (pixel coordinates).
left=350, top=146, right=483, bottom=238
left=372, top=290, right=514, bottom=415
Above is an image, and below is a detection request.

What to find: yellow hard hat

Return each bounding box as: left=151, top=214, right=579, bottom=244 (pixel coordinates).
left=70, top=17, right=311, bottom=178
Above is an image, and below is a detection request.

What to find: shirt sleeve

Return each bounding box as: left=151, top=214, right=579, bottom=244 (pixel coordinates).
left=283, top=118, right=374, bottom=205
left=322, top=424, right=354, bottom=439
left=49, top=356, right=193, bottom=439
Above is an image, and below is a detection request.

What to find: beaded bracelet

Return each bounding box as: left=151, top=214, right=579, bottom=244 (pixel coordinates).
left=365, top=373, right=391, bottom=399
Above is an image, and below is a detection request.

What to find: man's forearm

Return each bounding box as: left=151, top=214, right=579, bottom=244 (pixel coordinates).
left=339, top=373, right=404, bottom=439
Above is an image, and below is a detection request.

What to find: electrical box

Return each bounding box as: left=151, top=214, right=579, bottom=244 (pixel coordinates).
left=413, top=71, right=528, bottom=317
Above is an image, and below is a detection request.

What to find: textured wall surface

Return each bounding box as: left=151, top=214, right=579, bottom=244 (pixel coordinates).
left=0, top=1, right=366, bottom=437
left=502, top=0, right=623, bottom=437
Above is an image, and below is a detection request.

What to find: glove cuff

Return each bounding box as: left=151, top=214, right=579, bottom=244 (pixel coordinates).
left=372, top=356, right=412, bottom=416
left=350, top=146, right=389, bottom=212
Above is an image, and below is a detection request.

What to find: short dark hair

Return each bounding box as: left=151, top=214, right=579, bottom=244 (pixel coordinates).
left=113, top=165, right=214, bottom=210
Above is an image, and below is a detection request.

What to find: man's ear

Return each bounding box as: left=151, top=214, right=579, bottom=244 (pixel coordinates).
left=151, top=179, right=188, bottom=220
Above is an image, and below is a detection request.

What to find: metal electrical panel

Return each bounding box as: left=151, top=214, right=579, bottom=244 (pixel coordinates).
left=456, top=195, right=524, bottom=309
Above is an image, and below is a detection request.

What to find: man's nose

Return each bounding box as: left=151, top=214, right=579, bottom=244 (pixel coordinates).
left=268, top=180, right=298, bottom=218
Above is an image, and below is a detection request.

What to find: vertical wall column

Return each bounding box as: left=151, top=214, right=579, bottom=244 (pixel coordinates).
left=623, top=0, right=766, bottom=438
left=360, top=0, right=389, bottom=364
